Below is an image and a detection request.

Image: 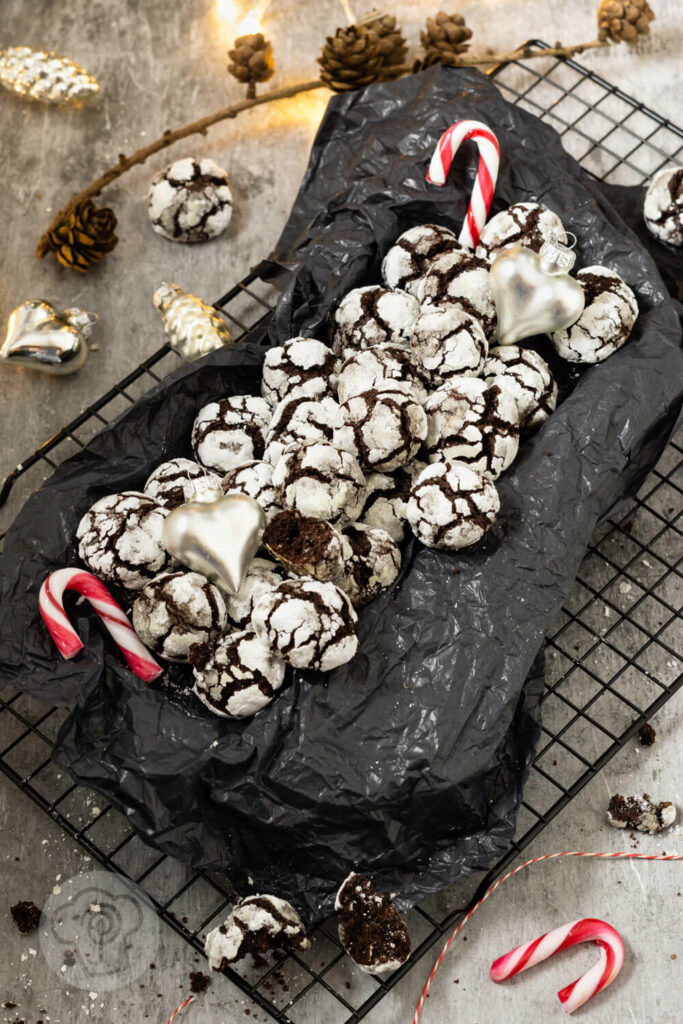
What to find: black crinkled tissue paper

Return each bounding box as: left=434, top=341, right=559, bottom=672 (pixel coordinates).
left=0, top=66, right=681, bottom=922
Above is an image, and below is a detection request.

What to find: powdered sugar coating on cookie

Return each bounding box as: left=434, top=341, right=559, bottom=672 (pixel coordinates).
left=476, top=202, right=565, bottom=260
left=359, top=462, right=428, bottom=542
left=272, top=440, right=367, bottom=523
left=419, top=249, right=497, bottom=338
left=147, top=157, right=233, bottom=243
left=191, top=630, right=285, bottom=718
left=221, top=459, right=282, bottom=521
left=144, top=458, right=221, bottom=510
left=643, top=166, right=683, bottom=246
left=192, top=395, right=272, bottom=473
left=264, top=394, right=339, bottom=466
left=332, top=286, right=420, bottom=357
left=132, top=570, right=227, bottom=661
left=252, top=577, right=358, bottom=672
left=411, top=306, right=488, bottom=386
left=381, top=223, right=461, bottom=296
left=77, top=491, right=170, bottom=591
left=205, top=895, right=309, bottom=969
left=336, top=344, right=428, bottom=405
left=339, top=523, right=401, bottom=606
left=549, top=266, right=638, bottom=364
left=261, top=337, right=338, bottom=406
left=224, top=557, right=286, bottom=630
left=424, top=378, right=520, bottom=479
left=334, top=388, right=427, bottom=471
left=483, top=345, right=558, bottom=431
left=407, top=460, right=500, bottom=550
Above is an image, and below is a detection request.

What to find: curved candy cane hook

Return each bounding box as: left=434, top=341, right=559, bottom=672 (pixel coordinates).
left=490, top=917, right=625, bottom=1014
left=426, top=119, right=500, bottom=249
left=39, top=568, right=163, bottom=682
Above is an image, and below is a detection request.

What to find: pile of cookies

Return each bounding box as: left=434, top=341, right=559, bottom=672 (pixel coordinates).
left=74, top=201, right=639, bottom=720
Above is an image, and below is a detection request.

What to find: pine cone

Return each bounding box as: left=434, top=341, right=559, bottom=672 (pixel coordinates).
left=419, top=11, right=472, bottom=68
left=361, top=12, right=408, bottom=78
left=228, top=33, right=274, bottom=87
left=37, top=198, right=118, bottom=272
left=318, top=25, right=383, bottom=93
left=597, top=0, right=655, bottom=42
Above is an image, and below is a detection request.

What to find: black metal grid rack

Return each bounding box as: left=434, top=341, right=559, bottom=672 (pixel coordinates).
left=0, top=42, right=682, bottom=1024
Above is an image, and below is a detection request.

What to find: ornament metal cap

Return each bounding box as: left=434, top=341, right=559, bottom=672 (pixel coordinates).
left=539, top=232, right=578, bottom=275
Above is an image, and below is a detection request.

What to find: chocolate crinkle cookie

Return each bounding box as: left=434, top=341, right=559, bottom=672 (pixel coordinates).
left=643, top=166, right=683, bottom=246
left=221, top=459, right=282, bottom=521
left=192, top=394, right=272, bottom=473
left=272, top=439, right=366, bottom=524
left=336, top=344, right=428, bottom=405
left=263, top=510, right=344, bottom=583
left=147, top=156, right=233, bottom=243
left=425, top=377, right=520, bottom=479
left=263, top=394, right=339, bottom=466
left=144, top=458, right=221, bottom=510
left=205, top=895, right=309, bottom=970
left=483, top=345, right=557, bottom=432
left=381, top=223, right=461, bottom=296
left=359, top=462, right=427, bottom=542
left=261, top=337, right=338, bottom=406
left=407, top=460, right=500, bottom=550
left=410, top=305, right=488, bottom=386
left=132, top=571, right=227, bottom=662
left=607, top=793, right=676, bottom=835
left=224, top=557, right=286, bottom=630
left=335, top=872, right=411, bottom=975
left=334, top=389, right=427, bottom=472
left=339, top=523, right=401, bottom=606
left=190, top=630, right=285, bottom=718
left=332, top=285, right=420, bottom=357
left=252, top=577, right=358, bottom=672
left=475, top=202, right=565, bottom=261
left=419, top=249, right=497, bottom=339
left=77, top=491, right=170, bottom=590
left=550, top=266, right=639, bottom=364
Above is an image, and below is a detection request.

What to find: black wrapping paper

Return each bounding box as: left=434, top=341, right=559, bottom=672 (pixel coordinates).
left=0, top=66, right=681, bottom=922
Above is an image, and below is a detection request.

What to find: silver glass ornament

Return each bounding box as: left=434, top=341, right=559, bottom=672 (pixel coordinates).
left=0, top=46, right=99, bottom=105
left=1, top=299, right=98, bottom=374
left=162, top=493, right=266, bottom=596
left=490, top=237, right=585, bottom=346
left=154, top=282, right=232, bottom=362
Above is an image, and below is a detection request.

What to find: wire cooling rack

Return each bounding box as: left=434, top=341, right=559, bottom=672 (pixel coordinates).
left=0, top=42, right=682, bottom=1024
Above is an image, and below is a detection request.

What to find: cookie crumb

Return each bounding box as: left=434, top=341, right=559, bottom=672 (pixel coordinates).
left=10, top=901, right=41, bottom=934
left=638, top=723, right=656, bottom=746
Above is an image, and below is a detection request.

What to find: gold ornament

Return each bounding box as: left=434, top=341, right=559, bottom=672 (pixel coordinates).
left=153, top=282, right=232, bottom=362
left=0, top=45, right=99, bottom=105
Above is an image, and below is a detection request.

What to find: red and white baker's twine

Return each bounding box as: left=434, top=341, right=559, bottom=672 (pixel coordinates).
left=166, top=995, right=194, bottom=1023
left=490, top=917, right=624, bottom=1014
left=426, top=120, right=500, bottom=249
left=39, top=568, right=163, bottom=682
left=413, top=850, right=683, bottom=1023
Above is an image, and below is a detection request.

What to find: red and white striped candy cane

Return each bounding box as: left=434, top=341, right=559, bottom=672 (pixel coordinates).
left=426, top=120, right=500, bottom=249
left=39, top=568, right=163, bottom=683
left=490, top=917, right=624, bottom=1014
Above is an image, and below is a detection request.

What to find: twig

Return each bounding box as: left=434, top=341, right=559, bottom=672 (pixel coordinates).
left=449, top=38, right=609, bottom=66
left=36, top=78, right=324, bottom=258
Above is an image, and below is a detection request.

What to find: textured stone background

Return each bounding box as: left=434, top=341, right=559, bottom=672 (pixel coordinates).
left=0, top=1, right=681, bottom=1022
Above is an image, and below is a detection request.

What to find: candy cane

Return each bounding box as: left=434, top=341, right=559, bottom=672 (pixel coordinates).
left=490, top=917, right=624, bottom=1014
left=426, top=120, right=500, bottom=249
left=39, top=568, right=163, bottom=682
left=413, top=849, right=683, bottom=1024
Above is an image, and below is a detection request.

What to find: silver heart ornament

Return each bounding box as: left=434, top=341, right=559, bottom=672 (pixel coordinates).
left=162, top=493, right=266, bottom=596
left=490, top=245, right=585, bottom=345
left=1, top=299, right=97, bottom=374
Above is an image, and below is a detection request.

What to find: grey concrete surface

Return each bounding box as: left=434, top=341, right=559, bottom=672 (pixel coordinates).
left=0, top=1, right=681, bottom=1022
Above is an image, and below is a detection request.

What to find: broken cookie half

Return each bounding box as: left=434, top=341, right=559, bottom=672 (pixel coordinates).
left=335, top=872, right=411, bottom=975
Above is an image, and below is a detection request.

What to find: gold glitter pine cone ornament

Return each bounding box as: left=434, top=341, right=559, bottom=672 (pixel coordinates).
left=318, top=25, right=383, bottom=93
left=359, top=12, right=408, bottom=78
left=418, top=11, right=473, bottom=68
left=153, top=282, right=232, bottom=362
left=227, top=33, right=275, bottom=88
left=597, top=0, right=655, bottom=42
left=36, top=199, right=118, bottom=272
left=0, top=45, right=99, bottom=104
